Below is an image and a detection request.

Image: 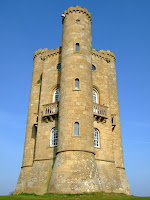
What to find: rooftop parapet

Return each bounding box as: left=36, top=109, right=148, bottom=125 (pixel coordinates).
left=92, top=48, right=116, bottom=63
left=33, top=47, right=115, bottom=63
left=63, top=6, right=92, bottom=22
left=34, top=47, right=61, bottom=60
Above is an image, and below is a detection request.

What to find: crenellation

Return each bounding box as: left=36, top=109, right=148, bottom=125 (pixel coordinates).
left=92, top=48, right=115, bottom=63
left=64, top=6, right=92, bottom=21
left=34, top=47, right=61, bottom=60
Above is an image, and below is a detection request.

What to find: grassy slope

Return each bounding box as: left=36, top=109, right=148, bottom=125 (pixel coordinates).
left=0, top=193, right=150, bottom=200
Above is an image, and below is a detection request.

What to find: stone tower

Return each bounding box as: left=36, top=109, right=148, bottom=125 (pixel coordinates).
left=15, top=6, right=131, bottom=195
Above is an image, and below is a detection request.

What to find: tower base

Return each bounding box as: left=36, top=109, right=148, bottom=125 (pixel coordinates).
left=48, top=151, right=102, bottom=193
left=96, top=160, right=131, bottom=195
left=14, top=166, right=32, bottom=194
left=15, top=160, right=53, bottom=195
left=15, top=156, right=131, bottom=195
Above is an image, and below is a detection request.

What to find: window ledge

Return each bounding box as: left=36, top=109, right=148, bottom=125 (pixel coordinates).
left=72, top=135, right=81, bottom=137
left=73, top=89, right=81, bottom=91
left=73, top=52, right=81, bottom=54
left=48, top=146, right=57, bottom=148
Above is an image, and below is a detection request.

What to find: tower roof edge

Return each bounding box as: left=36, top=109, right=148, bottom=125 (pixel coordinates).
left=92, top=48, right=116, bottom=62
left=33, top=47, right=61, bottom=60
left=63, top=6, right=92, bottom=21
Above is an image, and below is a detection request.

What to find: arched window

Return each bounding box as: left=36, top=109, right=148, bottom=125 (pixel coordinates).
left=74, top=122, right=79, bottom=135
left=53, top=88, right=60, bottom=103
left=94, top=128, right=100, bottom=148
left=50, top=127, right=58, bottom=147
left=75, top=78, right=79, bottom=89
left=93, top=89, right=98, bottom=104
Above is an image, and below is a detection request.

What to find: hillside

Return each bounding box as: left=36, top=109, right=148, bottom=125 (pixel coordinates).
left=0, top=192, right=150, bottom=200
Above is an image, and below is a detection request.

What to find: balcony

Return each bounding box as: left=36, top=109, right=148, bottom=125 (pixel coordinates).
left=93, top=103, right=108, bottom=123
left=42, top=102, right=58, bottom=122
left=42, top=102, right=108, bottom=123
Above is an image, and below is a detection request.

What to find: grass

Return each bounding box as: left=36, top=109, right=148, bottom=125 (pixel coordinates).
left=0, top=192, right=150, bottom=200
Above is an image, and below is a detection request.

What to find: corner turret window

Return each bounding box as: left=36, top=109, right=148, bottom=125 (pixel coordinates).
left=57, top=63, right=61, bottom=70
left=53, top=88, right=60, bottom=102
left=94, top=128, right=100, bottom=148
left=74, top=122, right=79, bottom=135
left=92, top=65, right=96, bottom=71
left=50, top=127, right=58, bottom=147
left=75, top=79, right=79, bottom=89
left=76, top=43, right=79, bottom=52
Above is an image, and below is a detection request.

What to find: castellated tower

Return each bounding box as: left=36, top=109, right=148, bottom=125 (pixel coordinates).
left=15, top=6, right=131, bottom=195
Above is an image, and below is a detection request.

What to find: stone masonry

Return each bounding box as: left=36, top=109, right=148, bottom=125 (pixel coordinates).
left=15, top=6, right=131, bottom=195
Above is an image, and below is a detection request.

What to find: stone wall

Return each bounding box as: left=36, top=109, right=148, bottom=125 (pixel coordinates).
left=15, top=6, right=131, bottom=195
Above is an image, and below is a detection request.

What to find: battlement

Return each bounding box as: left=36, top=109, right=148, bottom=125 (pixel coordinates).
left=34, top=47, right=61, bottom=60
left=33, top=47, right=115, bottom=63
left=63, top=6, right=92, bottom=21
left=92, top=48, right=116, bottom=63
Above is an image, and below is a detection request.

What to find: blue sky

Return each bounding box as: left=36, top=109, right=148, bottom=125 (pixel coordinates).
left=0, top=0, right=150, bottom=197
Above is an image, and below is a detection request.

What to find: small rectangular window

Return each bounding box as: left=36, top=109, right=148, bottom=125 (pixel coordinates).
left=76, top=43, right=79, bottom=52
left=74, top=122, right=79, bottom=135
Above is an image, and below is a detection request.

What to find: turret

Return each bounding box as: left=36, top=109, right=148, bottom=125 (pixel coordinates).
left=15, top=48, right=43, bottom=194
left=48, top=6, right=102, bottom=193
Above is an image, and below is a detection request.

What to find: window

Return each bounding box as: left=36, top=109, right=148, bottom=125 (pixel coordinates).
left=75, top=79, right=79, bottom=89
left=50, top=127, right=58, bottom=147
left=94, top=128, right=100, bottom=148
left=93, top=89, right=98, bottom=103
left=92, top=64, right=96, bottom=71
left=53, top=88, right=60, bottom=102
left=76, top=43, right=79, bottom=52
left=76, top=19, right=80, bottom=22
left=57, top=63, right=61, bottom=70
left=112, top=117, right=114, bottom=124
left=74, top=122, right=79, bottom=135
